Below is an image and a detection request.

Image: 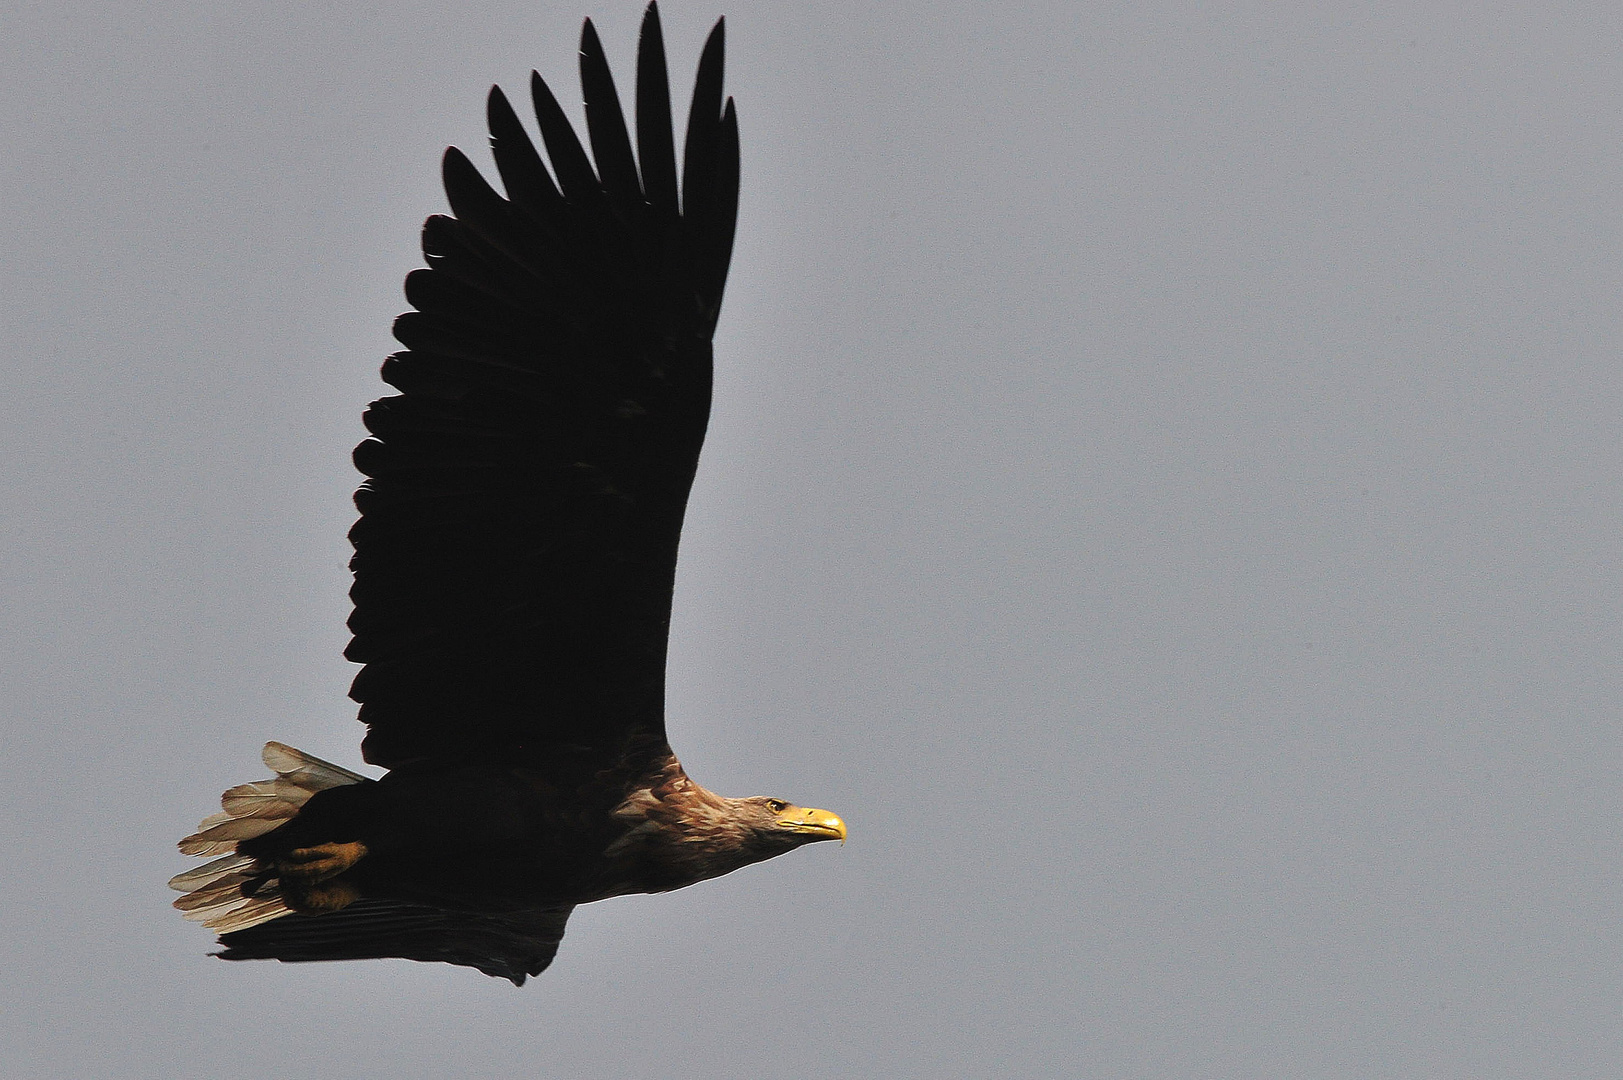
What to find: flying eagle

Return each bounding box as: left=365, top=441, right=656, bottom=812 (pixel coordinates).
left=170, top=4, right=845, bottom=986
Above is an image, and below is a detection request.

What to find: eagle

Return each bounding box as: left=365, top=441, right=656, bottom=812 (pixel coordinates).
left=170, top=4, right=845, bottom=986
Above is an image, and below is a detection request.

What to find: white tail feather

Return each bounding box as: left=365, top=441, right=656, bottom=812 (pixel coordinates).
left=175, top=880, right=257, bottom=913
left=209, top=895, right=298, bottom=935
left=168, top=853, right=255, bottom=893
left=178, top=837, right=241, bottom=859
left=172, top=743, right=369, bottom=934
left=180, top=815, right=285, bottom=848
left=261, top=742, right=367, bottom=786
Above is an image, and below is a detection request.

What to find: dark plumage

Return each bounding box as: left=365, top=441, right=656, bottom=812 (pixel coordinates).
left=171, top=5, right=844, bottom=986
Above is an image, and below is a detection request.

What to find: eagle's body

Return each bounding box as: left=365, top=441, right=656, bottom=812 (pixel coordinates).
left=171, top=5, right=844, bottom=986
left=241, top=744, right=836, bottom=912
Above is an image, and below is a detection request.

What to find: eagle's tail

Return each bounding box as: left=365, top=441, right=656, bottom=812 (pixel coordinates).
left=169, top=742, right=369, bottom=934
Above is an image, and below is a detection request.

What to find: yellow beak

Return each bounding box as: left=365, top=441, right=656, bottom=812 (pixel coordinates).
left=776, top=806, right=847, bottom=845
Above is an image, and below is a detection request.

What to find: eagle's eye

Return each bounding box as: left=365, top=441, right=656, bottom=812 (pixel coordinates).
left=765, top=799, right=787, bottom=813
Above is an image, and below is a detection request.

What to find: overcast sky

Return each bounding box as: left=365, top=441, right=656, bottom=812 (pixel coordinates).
left=3, top=1, right=1621, bottom=1076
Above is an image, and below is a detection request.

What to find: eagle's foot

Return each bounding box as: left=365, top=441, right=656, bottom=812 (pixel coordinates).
left=284, top=877, right=362, bottom=913
left=278, top=840, right=368, bottom=883
left=276, top=841, right=368, bottom=913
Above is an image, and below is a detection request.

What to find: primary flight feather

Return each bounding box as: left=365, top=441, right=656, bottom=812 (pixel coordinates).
left=171, top=4, right=844, bottom=986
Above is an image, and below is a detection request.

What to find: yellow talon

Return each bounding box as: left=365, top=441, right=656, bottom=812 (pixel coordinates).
left=279, top=840, right=369, bottom=883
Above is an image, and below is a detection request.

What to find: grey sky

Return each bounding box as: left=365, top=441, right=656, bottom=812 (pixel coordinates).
left=3, top=1, right=1620, bottom=1076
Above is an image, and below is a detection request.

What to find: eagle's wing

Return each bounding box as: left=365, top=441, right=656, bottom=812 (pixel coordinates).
left=215, top=899, right=574, bottom=985
left=346, top=5, right=739, bottom=769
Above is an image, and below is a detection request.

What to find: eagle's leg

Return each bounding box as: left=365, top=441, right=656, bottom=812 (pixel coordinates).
left=277, top=841, right=369, bottom=913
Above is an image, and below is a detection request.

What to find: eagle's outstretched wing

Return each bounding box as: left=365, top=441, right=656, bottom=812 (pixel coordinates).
left=216, top=899, right=574, bottom=986
left=345, top=5, right=739, bottom=769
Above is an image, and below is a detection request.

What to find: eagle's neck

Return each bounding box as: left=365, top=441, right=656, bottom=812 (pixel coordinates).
left=600, top=754, right=773, bottom=895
